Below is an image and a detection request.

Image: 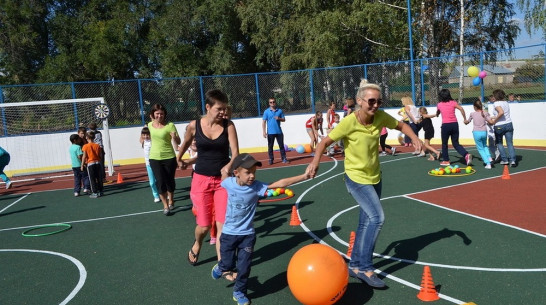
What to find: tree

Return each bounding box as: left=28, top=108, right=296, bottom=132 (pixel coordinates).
left=0, top=0, right=50, bottom=84
left=38, top=0, right=153, bottom=82
left=146, top=0, right=258, bottom=78
left=517, top=0, right=546, bottom=41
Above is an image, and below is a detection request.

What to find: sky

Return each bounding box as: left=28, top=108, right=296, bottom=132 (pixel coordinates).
left=510, top=1, right=545, bottom=59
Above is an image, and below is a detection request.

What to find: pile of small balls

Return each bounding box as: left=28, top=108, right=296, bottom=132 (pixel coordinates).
left=430, top=165, right=473, bottom=175
left=266, top=188, right=294, bottom=197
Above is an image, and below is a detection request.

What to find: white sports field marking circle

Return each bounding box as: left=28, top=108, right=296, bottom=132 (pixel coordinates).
left=0, top=249, right=87, bottom=305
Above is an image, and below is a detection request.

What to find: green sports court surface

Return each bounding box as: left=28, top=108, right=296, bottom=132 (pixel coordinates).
left=1, top=147, right=545, bottom=305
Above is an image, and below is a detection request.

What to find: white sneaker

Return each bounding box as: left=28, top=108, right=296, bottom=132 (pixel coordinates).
left=154, top=198, right=161, bottom=203
left=379, top=151, right=387, bottom=156
left=484, top=164, right=491, bottom=169
left=5, top=181, right=12, bottom=189
left=391, top=147, right=396, bottom=155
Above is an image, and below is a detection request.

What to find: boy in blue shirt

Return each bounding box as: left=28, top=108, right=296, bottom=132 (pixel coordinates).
left=69, top=134, right=90, bottom=196
left=212, top=153, right=308, bottom=305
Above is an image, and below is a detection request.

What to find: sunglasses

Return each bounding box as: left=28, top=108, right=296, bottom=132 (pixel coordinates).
left=269, top=101, right=276, bottom=104
left=363, top=98, right=382, bottom=107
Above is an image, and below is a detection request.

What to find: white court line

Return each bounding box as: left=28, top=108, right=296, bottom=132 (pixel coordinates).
left=0, top=209, right=162, bottom=233
left=0, top=249, right=87, bottom=305
left=293, top=156, right=546, bottom=304
left=0, top=193, right=30, bottom=214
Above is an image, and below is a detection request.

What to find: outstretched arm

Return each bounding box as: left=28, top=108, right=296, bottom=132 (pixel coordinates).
left=396, top=121, right=421, bottom=152
left=268, top=173, right=310, bottom=190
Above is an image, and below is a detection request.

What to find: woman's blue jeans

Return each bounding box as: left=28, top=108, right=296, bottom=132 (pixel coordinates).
left=344, top=174, right=383, bottom=272
left=494, top=122, right=516, bottom=163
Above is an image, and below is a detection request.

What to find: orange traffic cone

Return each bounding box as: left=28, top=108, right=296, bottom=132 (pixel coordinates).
left=289, top=205, right=301, bottom=226
left=501, top=165, right=510, bottom=180
left=417, top=265, right=440, bottom=302
left=346, top=231, right=356, bottom=257
left=117, top=172, right=124, bottom=183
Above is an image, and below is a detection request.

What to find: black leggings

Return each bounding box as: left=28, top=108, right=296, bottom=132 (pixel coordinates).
left=379, top=134, right=392, bottom=151
left=149, top=157, right=177, bottom=193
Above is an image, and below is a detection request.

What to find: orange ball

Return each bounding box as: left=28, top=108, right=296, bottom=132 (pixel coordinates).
left=287, top=244, right=348, bottom=305
left=304, top=144, right=312, bottom=153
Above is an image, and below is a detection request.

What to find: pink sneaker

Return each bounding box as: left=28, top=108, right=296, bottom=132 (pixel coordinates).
left=210, top=237, right=217, bottom=245
left=465, top=154, right=473, bottom=165
left=440, top=161, right=451, bottom=166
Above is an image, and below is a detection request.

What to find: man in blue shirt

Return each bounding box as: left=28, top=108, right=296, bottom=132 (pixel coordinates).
left=262, top=98, right=289, bottom=164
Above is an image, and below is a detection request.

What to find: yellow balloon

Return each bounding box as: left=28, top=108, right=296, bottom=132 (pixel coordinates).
left=467, top=66, right=479, bottom=77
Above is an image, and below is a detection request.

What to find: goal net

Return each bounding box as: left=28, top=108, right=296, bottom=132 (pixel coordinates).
left=0, top=97, right=114, bottom=177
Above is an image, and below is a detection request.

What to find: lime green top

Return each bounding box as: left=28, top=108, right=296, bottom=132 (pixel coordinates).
left=328, top=110, right=398, bottom=184
left=147, top=122, right=178, bottom=160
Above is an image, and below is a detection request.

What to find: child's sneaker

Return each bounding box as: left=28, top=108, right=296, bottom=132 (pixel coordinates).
left=211, top=264, right=222, bottom=280
left=233, top=291, right=250, bottom=305
left=154, top=197, right=161, bottom=203
left=440, top=161, right=450, bottom=166
left=83, top=189, right=90, bottom=194
left=74, top=192, right=80, bottom=197
left=210, top=237, right=217, bottom=245
left=5, top=181, right=12, bottom=189
left=391, top=147, right=396, bottom=155
left=379, top=151, right=387, bottom=156
left=89, top=193, right=99, bottom=198
left=484, top=164, right=492, bottom=169
left=465, top=154, right=473, bottom=165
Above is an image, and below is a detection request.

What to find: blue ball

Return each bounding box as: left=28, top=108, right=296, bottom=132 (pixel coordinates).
left=296, top=145, right=305, bottom=154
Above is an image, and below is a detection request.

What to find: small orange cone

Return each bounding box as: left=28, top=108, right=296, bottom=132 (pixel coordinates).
left=417, top=265, right=440, bottom=302
left=117, top=172, right=124, bottom=183
left=501, top=165, right=510, bottom=180
left=289, top=205, right=301, bottom=226
left=346, top=231, right=356, bottom=257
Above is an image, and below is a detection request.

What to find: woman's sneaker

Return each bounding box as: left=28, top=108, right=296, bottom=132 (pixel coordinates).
left=465, top=154, right=473, bottom=165
left=233, top=291, right=250, bottom=305
left=440, top=161, right=450, bottom=166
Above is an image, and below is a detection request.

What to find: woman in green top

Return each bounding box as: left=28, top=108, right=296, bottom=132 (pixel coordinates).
left=148, top=104, right=181, bottom=215
left=306, top=79, right=420, bottom=288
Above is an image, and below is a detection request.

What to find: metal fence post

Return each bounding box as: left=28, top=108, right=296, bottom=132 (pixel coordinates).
left=0, top=86, right=6, bottom=136
left=480, top=51, right=485, bottom=100
left=137, top=79, right=145, bottom=125
left=309, top=70, right=315, bottom=113
left=199, top=76, right=205, bottom=114
left=255, top=73, right=261, bottom=116
left=419, top=59, right=425, bottom=106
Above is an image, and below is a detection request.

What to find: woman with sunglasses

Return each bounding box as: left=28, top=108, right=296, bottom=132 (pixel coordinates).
left=305, top=79, right=420, bottom=288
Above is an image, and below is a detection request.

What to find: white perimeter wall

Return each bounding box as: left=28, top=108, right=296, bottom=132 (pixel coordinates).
left=1, top=102, right=545, bottom=174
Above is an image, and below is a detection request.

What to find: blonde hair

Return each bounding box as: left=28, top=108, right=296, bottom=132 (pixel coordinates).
left=356, top=79, right=381, bottom=99
left=401, top=96, right=414, bottom=106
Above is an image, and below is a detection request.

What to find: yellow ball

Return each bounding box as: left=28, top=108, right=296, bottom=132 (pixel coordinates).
left=467, top=66, right=480, bottom=77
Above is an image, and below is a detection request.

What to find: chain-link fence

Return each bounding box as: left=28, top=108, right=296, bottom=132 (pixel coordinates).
left=1, top=44, right=544, bottom=135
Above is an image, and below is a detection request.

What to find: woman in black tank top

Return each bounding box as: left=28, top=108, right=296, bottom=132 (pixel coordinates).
left=177, top=89, right=239, bottom=265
